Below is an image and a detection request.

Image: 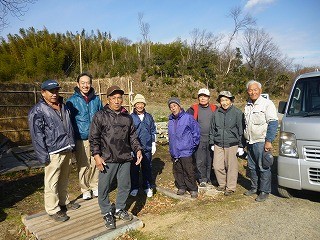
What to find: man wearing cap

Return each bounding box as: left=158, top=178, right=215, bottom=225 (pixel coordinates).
left=209, top=91, right=244, bottom=196
left=66, top=72, right=103, bottom=200
left=168, top=97, right=200, bottom=198
left=28, top=79, right=79, bottom=222
left=187, top=88, right=217, bottom=187
left=89, top=85, right=143, bottom=229
left=130, top=94, right=157, bottom=198
left=244, top=80, right=278, bottom=202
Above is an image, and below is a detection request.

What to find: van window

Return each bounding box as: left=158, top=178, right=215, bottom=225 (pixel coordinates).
left=287, top=76, right=320, bottom=116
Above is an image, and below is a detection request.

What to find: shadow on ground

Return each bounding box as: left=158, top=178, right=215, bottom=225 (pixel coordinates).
left=126, top=157, right=166, bottom=216
left=0, top=170, right=44, bottom=222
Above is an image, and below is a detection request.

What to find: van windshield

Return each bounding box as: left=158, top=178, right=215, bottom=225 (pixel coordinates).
left=287, top=76, right=320, bottom=117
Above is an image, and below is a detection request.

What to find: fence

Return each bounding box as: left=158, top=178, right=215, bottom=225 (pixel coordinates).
left=0, top=77, right=133, bottom=144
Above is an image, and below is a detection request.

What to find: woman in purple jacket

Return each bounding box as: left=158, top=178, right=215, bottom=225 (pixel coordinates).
left=167, top=97, right=200, bottom=198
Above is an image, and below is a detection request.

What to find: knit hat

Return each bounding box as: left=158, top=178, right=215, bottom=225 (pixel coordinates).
left=217, top=91, right=235, bottom=102
left=132, top=94, right=146, bottom=106
left=168, top=97, right=181, bottom=107
left=198, top=88, right=210, bottom=97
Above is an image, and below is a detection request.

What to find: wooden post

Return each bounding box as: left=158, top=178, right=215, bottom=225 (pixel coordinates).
left=33, top=85, right=37, bottom=104
left=98, top=79, right=102, bottom=103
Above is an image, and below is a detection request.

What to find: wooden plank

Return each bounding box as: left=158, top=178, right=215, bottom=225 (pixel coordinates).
left=23, top=198, right=143, bottom=240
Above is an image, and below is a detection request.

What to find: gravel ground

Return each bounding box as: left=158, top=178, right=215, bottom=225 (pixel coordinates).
left=202, top=193, right=320, bottom=240
left=140, top=190, right=320, bottom=240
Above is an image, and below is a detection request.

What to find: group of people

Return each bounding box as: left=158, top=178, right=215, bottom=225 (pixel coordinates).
left=28, top=73, right=156, bottom=229
left=28, top=74, right=278, bottom=230
left=167, top=81, right=278, bottom=202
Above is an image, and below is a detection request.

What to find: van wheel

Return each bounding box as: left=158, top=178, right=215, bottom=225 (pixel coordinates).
left=278, top=186, right=293, bottom=198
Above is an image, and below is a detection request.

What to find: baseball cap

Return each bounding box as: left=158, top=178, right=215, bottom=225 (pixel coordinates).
left=198, top=88, right=210, bottom=97
left=41, top=80, right=60, bottom=90
left=263, top=151, right=274, bottom=169
left=106, top=85, right=124, bottom=97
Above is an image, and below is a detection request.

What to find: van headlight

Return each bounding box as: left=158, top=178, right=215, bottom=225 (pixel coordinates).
left=279, top=132, right=298, bottom=158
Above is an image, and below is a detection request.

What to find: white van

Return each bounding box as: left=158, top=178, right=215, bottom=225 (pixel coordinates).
left=278, top=71, right=320, bottom=197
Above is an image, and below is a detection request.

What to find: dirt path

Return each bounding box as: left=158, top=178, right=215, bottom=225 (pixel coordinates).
left=139, top=191, right=320, bottom=240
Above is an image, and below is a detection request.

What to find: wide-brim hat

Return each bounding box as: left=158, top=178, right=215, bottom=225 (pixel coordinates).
left=217, top=91, right=235, bottom=102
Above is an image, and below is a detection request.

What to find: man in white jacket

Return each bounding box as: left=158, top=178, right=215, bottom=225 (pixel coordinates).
left=244, top=80, right=278, bottom=202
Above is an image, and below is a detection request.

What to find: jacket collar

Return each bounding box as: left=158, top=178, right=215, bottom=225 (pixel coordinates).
left=74, top=86, right=95, bottom=101
left=104, top=104, right=128, bottom=114
left=169, top=108, right=185, bottom=120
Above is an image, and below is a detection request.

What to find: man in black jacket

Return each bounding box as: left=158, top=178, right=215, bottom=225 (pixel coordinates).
left=89, top=85, right=142, bottom=229
left=28, top=79, right=79, bottom=222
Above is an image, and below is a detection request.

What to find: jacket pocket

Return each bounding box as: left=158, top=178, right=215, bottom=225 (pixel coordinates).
left=251, top=111, right=266, bottom=125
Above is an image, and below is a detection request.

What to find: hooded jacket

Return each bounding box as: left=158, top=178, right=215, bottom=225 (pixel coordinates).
left=28, top=97, right=75, bottom=164
left=66, top=87, right=103, bottom=140
left=89, top=105, right=142, bottom=163
left=168, top=109, right=200, bottom=158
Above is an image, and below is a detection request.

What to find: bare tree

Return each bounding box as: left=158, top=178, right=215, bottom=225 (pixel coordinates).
left=117, top=37, right=132, bottom=61
left=190, top=28, right=222, bottom=53
left=107, top=32, right=114, bottom=66
left=241, top=28, right=280, bottom=77
left=138, top=12, right=151, bottom=60
left=241, top=27, right=292, bottom=89
left=0, top=0, right=37, bottom=32
left=222, top=6, right=256, bottom=75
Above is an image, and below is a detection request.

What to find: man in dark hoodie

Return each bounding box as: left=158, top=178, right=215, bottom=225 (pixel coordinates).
left=66, top=72, right=103, bottom=200
left=89, top=85, right=143, bottom=229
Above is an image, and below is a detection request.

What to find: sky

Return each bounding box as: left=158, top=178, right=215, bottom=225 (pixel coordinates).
left=1, top=0, right=319, bottom=67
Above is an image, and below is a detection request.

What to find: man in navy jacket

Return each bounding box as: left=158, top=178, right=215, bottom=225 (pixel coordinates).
left=28, top=79, right=79, bottom=222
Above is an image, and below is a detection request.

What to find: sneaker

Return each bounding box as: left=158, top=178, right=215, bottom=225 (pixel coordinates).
left=199, top=182, right=206, bottom=187
left=49, top=210, right=70, bottom=222
left=130, top=189, right=139, bottom=197
left=92, top=189, right=98, bottom=197
left=177, top=189, right=186, bottom=195
left=190, top=191, right=198, bottom=198
left=255, top=192, right=269, bottom=202
left=224, top=190, right=234, bottom=196
left=114, top=209, right=133, bottom=221
left=82, top=191, right=92, bottom=200
left=216, top=186, right=225, bottom=191
left=244, top=188, right=257, bottom=196
left=103, top=212, right=116, bottom=229
left=59, top=202, right=80, bottom=211
left=66, top=202, right=80, bottom=210
left=144, top=188, right=153, bottom=198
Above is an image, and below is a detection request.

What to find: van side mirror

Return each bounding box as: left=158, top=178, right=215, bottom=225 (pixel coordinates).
left=278, top=101, right=287, bottom=114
